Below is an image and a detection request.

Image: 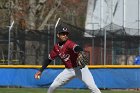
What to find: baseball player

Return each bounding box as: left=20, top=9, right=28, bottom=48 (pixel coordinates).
left=34, top=25, right=101, bottom=93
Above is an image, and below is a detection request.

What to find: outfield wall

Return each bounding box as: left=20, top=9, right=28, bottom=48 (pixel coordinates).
left=0, top=65, right=140, bottom=89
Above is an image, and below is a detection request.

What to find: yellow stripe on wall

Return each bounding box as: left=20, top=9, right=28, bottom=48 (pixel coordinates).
left=0, top=65, right=140, bottom=69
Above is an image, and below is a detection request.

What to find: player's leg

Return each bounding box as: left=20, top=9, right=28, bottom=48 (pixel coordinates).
left=47, top=68, right=75, bottom=93
left=76, top=66, right=101, bottom=93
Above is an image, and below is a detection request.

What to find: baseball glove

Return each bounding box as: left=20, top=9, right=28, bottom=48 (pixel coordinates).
left=77, top=51, right=88, bottom=69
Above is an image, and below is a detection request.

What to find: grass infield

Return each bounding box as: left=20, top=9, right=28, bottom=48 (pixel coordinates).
left=0, top=88, right=139, bottom=93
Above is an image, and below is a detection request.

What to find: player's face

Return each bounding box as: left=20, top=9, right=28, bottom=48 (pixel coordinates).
left=57, top=32, right=69, bottom=42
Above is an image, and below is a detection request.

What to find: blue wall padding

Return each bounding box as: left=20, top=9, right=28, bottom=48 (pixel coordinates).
left=0, top=68, right=140, bottom=88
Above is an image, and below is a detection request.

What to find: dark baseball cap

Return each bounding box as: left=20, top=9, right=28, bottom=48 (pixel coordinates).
left=56, top=25, right=69, bottom=34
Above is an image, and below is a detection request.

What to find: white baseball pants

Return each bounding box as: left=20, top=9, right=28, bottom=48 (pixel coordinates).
left=47, top=66, right=101, bottom=93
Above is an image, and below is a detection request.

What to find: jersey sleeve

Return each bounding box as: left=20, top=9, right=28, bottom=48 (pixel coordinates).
left=68, top=41, right=78, bottom=52
left=48, top=46, right=58, bottom=60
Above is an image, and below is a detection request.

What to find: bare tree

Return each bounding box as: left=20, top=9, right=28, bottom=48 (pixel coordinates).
left=0, top=0, right=87, bottom=65
left=1, top=0, right=86, bottom=30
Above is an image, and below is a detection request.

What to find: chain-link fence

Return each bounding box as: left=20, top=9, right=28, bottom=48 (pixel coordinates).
left=0, top=22, right=140, bottom=65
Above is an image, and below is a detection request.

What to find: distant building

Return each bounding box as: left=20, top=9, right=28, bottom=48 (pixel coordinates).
left=85, top=0, right=140, bottom=36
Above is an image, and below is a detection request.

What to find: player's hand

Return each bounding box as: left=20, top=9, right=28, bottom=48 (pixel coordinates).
left=34, top=71, right=41, bottom=79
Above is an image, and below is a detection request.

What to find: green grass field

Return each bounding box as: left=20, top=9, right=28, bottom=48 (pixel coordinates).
left=0, top=88, right=139, bottom=93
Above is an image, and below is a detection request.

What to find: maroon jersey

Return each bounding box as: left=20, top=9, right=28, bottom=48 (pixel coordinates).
left=49, top=39, right=79, bottom=68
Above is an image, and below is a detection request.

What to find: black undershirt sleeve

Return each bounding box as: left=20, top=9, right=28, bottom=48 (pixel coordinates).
left=74, top=45, right=83, bottom=52
left=39, top=58, right=52, bottom=72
